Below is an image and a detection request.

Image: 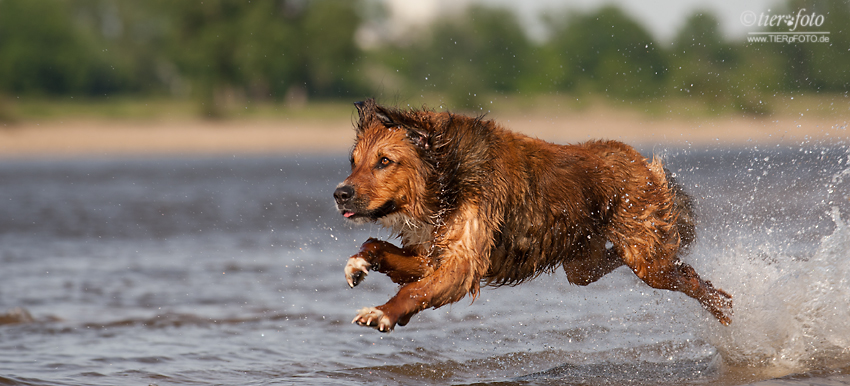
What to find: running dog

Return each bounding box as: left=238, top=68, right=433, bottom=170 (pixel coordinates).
left=333, top=99, right=732, bottom=332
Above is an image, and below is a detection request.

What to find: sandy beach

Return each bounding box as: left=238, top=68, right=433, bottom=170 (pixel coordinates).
left=0, top=107, right=847, bottom=158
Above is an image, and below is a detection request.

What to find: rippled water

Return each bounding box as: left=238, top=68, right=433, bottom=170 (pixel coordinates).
left=1, top=144, right=848, bottom=385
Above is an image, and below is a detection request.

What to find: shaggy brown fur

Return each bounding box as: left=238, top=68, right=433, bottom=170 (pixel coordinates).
left=334, top=99, right=732, bottom=332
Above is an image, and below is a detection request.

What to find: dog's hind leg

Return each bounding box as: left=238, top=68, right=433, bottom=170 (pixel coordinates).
left=630, top=252, right=733, bottom=325
left=563, top=235, right=624, bottom=286
left=344, top=238, right=435, bottom=288
left=613, top=225, right=733, bottom=325
left=607, top=157, right=732, bottom=324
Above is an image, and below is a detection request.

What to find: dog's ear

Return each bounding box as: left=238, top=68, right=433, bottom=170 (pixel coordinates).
left=354, top=100, right=369, bottom=121
left=405, top=127, right=430, bottom=151
left=373, top=106, right=396, bottom=128
left=354, top=99, right=374, bottom=132
left=354, top=99, right=376, bottom=122
left=354, top=99, right=395, bottom=130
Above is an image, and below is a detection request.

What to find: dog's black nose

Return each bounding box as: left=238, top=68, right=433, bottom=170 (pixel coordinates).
left=334, top=185, right=355, bottom=204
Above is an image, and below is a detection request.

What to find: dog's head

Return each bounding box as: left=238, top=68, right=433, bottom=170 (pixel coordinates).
left=333, top=99, right=432, bottom=224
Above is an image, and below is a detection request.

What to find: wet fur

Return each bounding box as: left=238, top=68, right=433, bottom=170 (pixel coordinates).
left=334, top=99, right=732, bottom=332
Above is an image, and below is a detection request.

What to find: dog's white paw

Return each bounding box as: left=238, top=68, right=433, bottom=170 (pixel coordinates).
left=351, top=307, right=393, bottom=332
left=344, top=256, right=371, bottom=288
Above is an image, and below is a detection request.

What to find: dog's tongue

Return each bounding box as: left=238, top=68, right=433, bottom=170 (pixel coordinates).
left=343, top=211, right=355, bottom=218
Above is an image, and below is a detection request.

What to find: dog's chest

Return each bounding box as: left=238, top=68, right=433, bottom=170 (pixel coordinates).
left=379, top=213, right=435, bottom=250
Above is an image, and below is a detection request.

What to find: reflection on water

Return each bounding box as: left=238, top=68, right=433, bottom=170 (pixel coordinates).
left=0, top=145, right=848, bottom=385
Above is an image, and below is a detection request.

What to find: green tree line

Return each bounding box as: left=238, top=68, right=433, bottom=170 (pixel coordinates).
left=0, top=0, right=846, bottom=116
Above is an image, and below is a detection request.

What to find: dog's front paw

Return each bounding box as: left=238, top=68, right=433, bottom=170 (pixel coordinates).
left=352, top=307, right=394, bottom=332
left=344, top=256, right=371, bottom=288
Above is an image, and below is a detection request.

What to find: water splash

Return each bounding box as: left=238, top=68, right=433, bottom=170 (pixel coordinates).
left=702, top=205, right=850, bottom=375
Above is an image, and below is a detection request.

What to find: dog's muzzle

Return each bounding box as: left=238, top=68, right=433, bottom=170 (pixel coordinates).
left=334, top=185, right=359, bottom=218
left=333, top=185, right=355, bottom=206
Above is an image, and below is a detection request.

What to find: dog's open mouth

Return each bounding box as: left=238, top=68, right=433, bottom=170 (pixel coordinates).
left=340, top=200, right=397, bottom=221
left=338, top=207, right=364, bottom=220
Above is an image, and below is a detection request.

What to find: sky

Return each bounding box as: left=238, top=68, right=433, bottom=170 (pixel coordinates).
left=382, top=0, right=788, bottom=43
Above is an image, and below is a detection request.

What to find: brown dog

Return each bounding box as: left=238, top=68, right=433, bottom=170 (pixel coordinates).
left=334, top=99, right=732, bottom=332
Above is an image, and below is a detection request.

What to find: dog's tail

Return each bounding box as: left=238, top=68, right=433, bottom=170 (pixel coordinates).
left=648, top=157, right=697, bottom=253
left=665, top=168, right=697, bottom=253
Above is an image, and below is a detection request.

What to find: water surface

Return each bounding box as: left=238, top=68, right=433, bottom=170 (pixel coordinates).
left=1, top=144, right=849, bottom=385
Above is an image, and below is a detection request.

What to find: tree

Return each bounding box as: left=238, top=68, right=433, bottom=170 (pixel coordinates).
left=0, top=0, right=130, bottom=96
left=668, top=12, right=743, bottom=110
left=380, top=5, right=534, bottom=109
left=774, top=0, right=850, bottom=91
left=545, top=6, right=668, bottom=99
left=158, top=0, right=364, bottom=117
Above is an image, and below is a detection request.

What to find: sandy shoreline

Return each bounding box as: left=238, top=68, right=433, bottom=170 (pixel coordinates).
left=0, top=109, right=847, bottom=158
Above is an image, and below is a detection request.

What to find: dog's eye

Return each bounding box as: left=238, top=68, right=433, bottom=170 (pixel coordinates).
left=376, top=157, right=393, bottom=169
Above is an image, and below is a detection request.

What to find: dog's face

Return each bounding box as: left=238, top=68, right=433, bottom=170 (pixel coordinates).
left=334, top=100, right=428, bottom=224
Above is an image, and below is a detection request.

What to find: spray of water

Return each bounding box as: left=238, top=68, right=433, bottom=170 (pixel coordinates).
left=698, top=148, right=850, bottom=377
